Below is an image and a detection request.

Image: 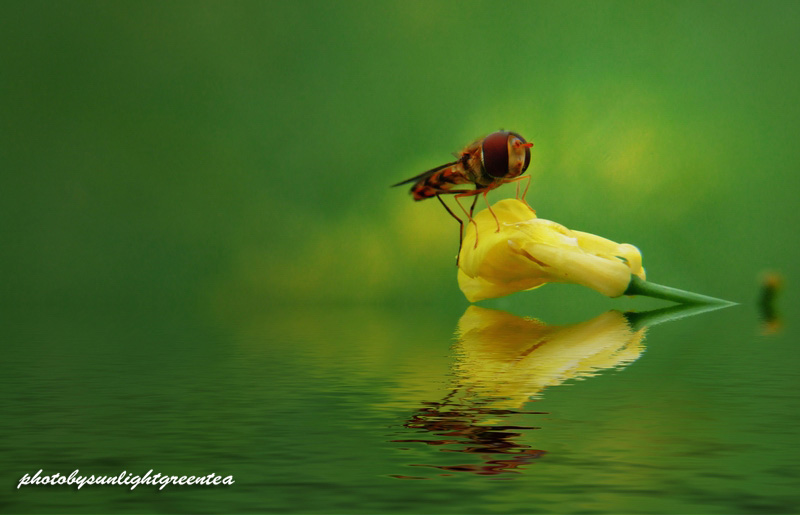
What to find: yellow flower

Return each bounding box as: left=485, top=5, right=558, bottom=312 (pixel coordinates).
left=458, top=199, right=646, bottom=302
left=455, top=306, right=646, bottom=409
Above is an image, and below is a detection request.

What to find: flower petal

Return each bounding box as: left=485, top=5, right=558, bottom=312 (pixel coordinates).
left=457, top=199, right=645, bottom=301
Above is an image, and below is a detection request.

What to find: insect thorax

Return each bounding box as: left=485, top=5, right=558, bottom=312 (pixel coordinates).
left=463, top=152, right=493, bottom=186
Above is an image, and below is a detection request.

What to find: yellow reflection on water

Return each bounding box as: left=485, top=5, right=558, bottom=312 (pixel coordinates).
left=454, top=306, right=646, bottom=409
left=391, top=306, right=646, bottom=478
left=392, top=302, right=733, bottom=478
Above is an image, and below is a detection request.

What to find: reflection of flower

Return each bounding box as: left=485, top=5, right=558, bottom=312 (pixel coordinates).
left=455, top=306, right=646, bottom=410
left=390, top=303, right=733, bottom=479
left=390, top=306, right=645, bottom=478
left=457, top=199, right=646, bottom=302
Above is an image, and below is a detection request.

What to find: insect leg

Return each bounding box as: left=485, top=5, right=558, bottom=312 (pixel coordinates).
left=505, top=176, right=535, bottom=214
left=454, top=189, right=486, bottom=249
left=469, top=194, right=479, bottom=219
left=520, top=175, right=532, bottom=204
left=468, top=195, right=480, bottom=248
left=483, top=190, right=501, bottom=233
left=436, top=194, right=464, bottom=266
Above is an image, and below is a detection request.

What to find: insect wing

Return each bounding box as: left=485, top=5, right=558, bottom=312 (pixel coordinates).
left=391, top=161, right=458, bottom=187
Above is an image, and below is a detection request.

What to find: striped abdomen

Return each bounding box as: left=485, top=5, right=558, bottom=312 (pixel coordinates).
left=410, top=165, right=471, bottom=201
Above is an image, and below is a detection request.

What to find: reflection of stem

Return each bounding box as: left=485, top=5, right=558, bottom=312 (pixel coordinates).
left=625, top=275, right=736, bottom=305
left=624, top=302, right=735, bottom=332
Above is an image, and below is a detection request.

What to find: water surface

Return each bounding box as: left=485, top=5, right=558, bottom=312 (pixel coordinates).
left=2, top=298, right=798, bottom=514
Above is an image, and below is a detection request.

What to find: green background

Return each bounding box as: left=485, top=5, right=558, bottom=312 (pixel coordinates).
left=2, top=1, right=799, bottom=513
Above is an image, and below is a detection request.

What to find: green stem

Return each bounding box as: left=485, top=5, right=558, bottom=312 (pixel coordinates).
left=624, top=275, right=735, bottom=305
left=624, top=303, right=734, bottom=331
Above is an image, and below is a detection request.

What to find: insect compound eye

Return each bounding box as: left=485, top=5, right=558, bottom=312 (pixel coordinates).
left=481, top=131, right=513, bottom=178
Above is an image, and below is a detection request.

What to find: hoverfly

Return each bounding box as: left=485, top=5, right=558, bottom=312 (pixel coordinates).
left=392, top=130, right=534, bottom=256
